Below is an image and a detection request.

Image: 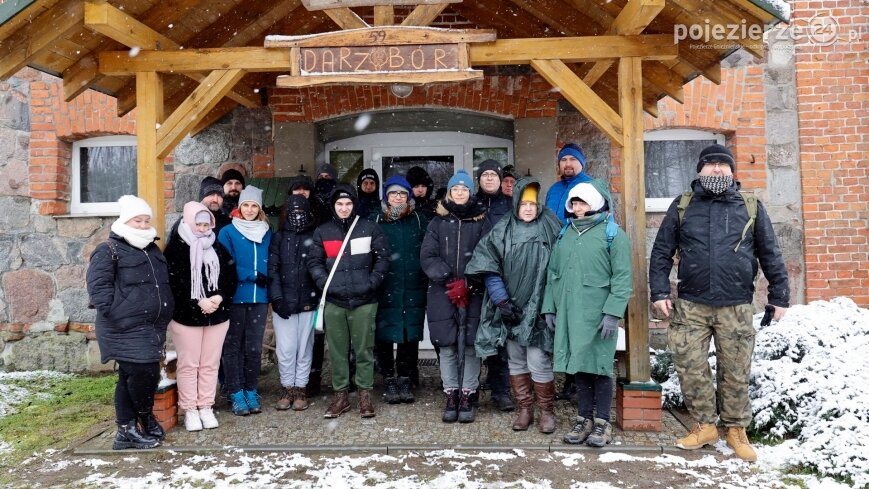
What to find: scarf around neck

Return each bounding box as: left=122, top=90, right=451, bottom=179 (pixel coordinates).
left=232, top=217, right=269, bottom=243
left=382, top=199, right=415, bottom=222
left=110, top=221, right=156, bottom=249
left=698, top=175, right=734, bottom=195
left=178, top=221, right=220, bottom=300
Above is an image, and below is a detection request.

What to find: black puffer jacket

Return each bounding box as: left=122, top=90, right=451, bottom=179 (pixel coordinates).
left=164, top=222, right=239, bottom=326
left=268, top=197, right=320, bottom=315
left=307, top=185, right=391, bottom=309
left=649, top=180, right=790, bottom=308
left=86, top=233, right=175, bottom=364
left=420, top=198, right=491, bottom=347
left=477, top=189, right=511, bottom=227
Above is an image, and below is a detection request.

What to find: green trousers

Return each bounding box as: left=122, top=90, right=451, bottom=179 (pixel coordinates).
left=669, top=298, right=755, bottom=427
left=324, top=302, right=377, bottom=391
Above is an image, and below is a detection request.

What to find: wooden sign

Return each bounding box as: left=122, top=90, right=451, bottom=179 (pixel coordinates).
left=265, top=26, right=495, bottom=87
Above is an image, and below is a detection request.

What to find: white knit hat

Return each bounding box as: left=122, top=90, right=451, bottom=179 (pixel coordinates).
left=116, top=195, right=153, bottom=225
left=239, top=185, right=263, bottom=207
left=565, top=183, right=604, bottom=213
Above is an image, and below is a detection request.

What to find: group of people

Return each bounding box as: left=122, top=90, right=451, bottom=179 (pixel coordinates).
left=87, top=142, right=789, bottom=463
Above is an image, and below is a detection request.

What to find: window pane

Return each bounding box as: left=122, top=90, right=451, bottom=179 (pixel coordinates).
left=382, top=156, right=454, bottom=193
left=644, top=139, right=716, bottom=198
left=79, top=145, right=137, bottom=203
left=473, top=148, right=508, bottom=179
left=329, top=151, right=364, bottom=184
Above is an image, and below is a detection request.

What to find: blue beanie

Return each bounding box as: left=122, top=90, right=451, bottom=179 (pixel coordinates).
left=557, top=143, right=587, bottom=167
left=382, top=174, right=412, bottom=200
left=447, top=170, right=475, bottom=193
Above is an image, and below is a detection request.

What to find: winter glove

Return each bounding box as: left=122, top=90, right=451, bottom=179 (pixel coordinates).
left=255, top=272, right=269, bottom=288
left=544, top=313, right=556, bottom=334
left=272, top=299, right=292, bottom=320
left=445, top=278, right=470, bottom=307
left=497, top=301, right=523, bottom=326
left=597, top=314, right=620, bottom=340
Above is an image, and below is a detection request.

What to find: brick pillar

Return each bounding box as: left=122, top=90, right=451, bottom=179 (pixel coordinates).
left=152, top=384, right=178, bottom=431
left=616, top=379, right=662, bottom=432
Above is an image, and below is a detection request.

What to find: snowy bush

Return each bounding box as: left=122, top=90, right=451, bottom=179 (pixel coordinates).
left=654, top=298, right=869, bottom=486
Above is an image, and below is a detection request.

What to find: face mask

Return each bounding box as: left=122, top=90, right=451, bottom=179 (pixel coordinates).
left=287, top=210, right=313, bottom=231
left=315, top=179, right=336, bottom=196
left=698, top=174, right=733, bottom=195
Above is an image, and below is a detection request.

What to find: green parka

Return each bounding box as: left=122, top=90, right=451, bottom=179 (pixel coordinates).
left=466, top=177, right=562, bottom=358
left=541, top=178, right=633, bottom=377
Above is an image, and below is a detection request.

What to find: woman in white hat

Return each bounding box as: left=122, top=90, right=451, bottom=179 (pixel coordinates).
left=86, top=195, right=175, bottom=449
left=217, top=185, right=273, bottom=416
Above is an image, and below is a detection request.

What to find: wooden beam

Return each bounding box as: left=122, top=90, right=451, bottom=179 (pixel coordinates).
left=618, top=56, right=650, bottom=382
left=99, top=48, right=293, bottom=75
left=470, top=35, right=677, bottom=65
left=136, top=71, right=166, bottom=243
left=531, top=58, right=623, bottom=146
left=302, top=0, right=458, bottom=10
left=669, top=0, right=765, bottom=58
left=184, top=0, right=303, bottom=49
left=0, top=0, right=83, bottom=80
left=265, top=26, right=496, bottom=47
left=643, top=60, right=684, bottom=103
left=322, top=7, right=369, bottom=29
left=156, top=69, right=247, bottom=159
left=373, top=5, right=394, bottom=26
left=584, top=0, right=664, bottom=87
left=506, top=0, right=585, bottom=36
left=401, top=4, right=448, bottom=27
left=62, top=53, right=101, bottom=100
left=452, top=0, right=550, bottom=38
left=0, top=0, right=63, bottom=41
left=276, top=70, right=482, bottom=87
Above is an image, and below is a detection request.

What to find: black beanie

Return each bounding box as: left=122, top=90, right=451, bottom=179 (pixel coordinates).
left=697, top=144, right=736, bottom=173
left=476, top=159, right=503, bottom=181
left=221, top=168, right=246, bottom=187
left=199, top=176, right=224, bottom=201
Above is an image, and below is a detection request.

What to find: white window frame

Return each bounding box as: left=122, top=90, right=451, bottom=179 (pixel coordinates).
left=71, top=135, right=137, bottom=215
left=644, top=129, right=725, bottom=212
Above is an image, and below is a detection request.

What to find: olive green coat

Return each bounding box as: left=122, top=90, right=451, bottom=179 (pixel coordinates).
left=465, top=177, right=562, bottom=358
left=540, top=179, right=633, bottom=377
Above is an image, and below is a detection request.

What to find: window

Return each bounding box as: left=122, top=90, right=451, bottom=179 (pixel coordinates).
left=644, top=129, right=725, bottom=212
left=71, top=136, right=137, bottom=214
left=329, top=150, right=364, bottom=184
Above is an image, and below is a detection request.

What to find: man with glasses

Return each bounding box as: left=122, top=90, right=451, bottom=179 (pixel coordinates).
left=649, top=144, right=790, bottom=462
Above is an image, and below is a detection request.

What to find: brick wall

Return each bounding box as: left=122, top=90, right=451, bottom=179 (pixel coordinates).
left=792, top=1, right=869, bottom=305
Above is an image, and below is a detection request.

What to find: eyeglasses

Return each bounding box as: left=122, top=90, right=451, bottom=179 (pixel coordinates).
left=703, top=162, right=728, bottom=168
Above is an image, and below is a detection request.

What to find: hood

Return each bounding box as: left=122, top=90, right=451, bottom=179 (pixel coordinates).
left=287, top=174, right=314, bottom=194
left=511, top=176, right=545, bottom=220
left=356, top=168, right=381, bottom=198
left=282, top=194, right=315, bottom=232
left=328, top=183, right=359, bottom=220
left=182, top=201, right=214, bottom=229
left=565, top=178, right=613, bottom=217
left=406, top=166, right=434, bottom=200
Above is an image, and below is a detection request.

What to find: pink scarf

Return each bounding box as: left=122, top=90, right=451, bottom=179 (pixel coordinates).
left=178, top=202, right=220, bottom=300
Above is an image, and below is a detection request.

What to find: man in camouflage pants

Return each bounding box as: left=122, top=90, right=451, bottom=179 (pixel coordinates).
left=648, top=144, right=790, bottom=462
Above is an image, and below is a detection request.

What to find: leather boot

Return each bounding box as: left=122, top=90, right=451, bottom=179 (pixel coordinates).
left=324, top=390, right=350, bottom=418
left=509, top=374, right=534, bottom=431
left=533, top=380, right=557, bottom=434
left=138, top=411, right=165, bottom=440
left=358, top=389, right=376, bottom=418
left=112, top=420, right=160, bottom=450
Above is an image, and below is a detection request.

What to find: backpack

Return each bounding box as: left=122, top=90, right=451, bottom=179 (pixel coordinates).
left=557, top=212, right=620, bottom=251
left=677, top=191, right=757, bottom=252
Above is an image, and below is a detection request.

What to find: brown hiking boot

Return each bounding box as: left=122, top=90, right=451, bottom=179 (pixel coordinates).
left=324, top=390, right=350, bottom=418
left=276, top=387, right=293, bottom=411
left=676, top=423, right=719, bottom=450
left=358, top=390, right=375, bottom=418
left=726, top=427, right=757, bottom=462
left=510, top=374, right=534, bottom=431
left=292, top=387, right=309, bottom=411
left=533, top=380, right=556, bottom=434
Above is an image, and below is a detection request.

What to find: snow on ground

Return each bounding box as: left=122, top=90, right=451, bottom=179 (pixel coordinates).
left=0, top=370, right=70, bottom=417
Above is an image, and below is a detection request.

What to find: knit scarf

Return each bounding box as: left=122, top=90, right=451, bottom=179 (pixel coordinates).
left=382, top=199, right=415, bottom=222
left=177, top=221, right=220, bottom=300
left=698, top=175, right=733, bottom=195
left=231, top=217, right=269, bottom=243
left=110, top=221, right=156, bottom=249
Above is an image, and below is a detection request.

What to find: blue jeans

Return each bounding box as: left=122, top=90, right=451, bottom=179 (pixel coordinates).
left=223, top=303, right=268, bottom=393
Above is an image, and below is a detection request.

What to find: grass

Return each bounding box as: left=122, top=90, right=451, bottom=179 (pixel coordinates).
left=0, top=373, right=115, bottom=466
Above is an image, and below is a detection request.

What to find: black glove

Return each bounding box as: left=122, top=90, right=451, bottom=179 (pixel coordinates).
left=497, top=301, right=523, bottom=326
left=597, top=314, right=620, bottom=340
left=272, top=299, right=292, bottom=320
left=544, top=313, right=556, bottom=333
left=255, top=272, right=269, bottom=288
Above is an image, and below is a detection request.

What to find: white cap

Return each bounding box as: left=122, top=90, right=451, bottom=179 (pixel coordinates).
left=565, top=183, right=604, bottom=213
left=239, top=185, right=263, bottom=207
left=116, top=195, right=153, bottom=225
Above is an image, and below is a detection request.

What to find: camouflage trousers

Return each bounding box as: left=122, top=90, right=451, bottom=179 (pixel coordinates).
left=669, top=298, right=755, bottom=427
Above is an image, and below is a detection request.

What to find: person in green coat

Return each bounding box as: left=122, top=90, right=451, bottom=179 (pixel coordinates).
left=371, top=175, right=429, bottom=405
left=541, top=179, right=632, bottom=448
left=466, top=177, right=562, bottom=434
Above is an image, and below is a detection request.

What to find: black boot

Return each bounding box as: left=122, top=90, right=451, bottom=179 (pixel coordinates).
left=112, top=420, right=160, bottom=450
left=442, top=389, right=460, bottom=423
left=398, top=377, right=415, bottom=403
left=383, top=377, right=401, bottom=404
left=556, top=373, right=577, bottom=402
left=458, top=390, right=477, bottom=423
left=138, top=412, right=165, bottom=441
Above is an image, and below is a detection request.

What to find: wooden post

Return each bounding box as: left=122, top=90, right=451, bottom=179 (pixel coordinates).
left=618, top=57, right=651, bottom=382
left=135, top=72, right=166, bottom=243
